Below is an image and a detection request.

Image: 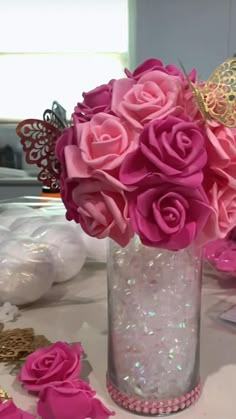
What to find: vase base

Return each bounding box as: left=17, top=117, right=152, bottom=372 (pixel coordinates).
left=106, top=375, right=201, bottom=416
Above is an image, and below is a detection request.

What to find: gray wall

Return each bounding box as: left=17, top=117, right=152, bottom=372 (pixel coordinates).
left=129, top=0, right=235, bottom=78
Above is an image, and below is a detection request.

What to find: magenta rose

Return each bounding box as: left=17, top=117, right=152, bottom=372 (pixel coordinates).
left=71, top=178, right=134, bottom=247
left=0, top=400, right=35, bottom=419
left=120, top=115, right=207, bottom=188
left=125, top=58, right=197, bottom=82
left=18, top=342, right=83, bottom=393
left=129, top=184, right=211, bottom=250
left=74, top=80, right=114, bottom=122
left=111, top=70, right=184, bottom=131
left=56, top=127, right=76, bottom=167
left=204, top=238, right=236, bottom=273
left=37, top=380, right=115, bottom=419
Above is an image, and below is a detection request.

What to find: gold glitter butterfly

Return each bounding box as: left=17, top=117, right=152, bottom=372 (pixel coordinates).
left=181, top=58, right=236, bottom=127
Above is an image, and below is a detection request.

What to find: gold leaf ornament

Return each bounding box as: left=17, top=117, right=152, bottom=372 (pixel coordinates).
left=181, top=57, right=236, bottom=127
left=0, top=324, right=51, bottom=367
left=0, top=387, right=11, bottom=402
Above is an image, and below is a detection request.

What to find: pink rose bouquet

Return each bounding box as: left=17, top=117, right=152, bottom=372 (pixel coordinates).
left=56, top=58, right=236, bottom=251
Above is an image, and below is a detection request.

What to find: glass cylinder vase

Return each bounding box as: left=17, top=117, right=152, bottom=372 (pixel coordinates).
left=107, top=236, right=201, bottom=416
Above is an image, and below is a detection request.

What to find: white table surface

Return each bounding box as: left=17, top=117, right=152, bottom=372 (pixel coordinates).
left=1, top=262, right=236, bottom=419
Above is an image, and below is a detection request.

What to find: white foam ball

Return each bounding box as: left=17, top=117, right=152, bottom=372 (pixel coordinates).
left=10, top=216, right=52, bottom=237
left=0, top=206, right=35, bottom=228
left=0, top=226, right=10, bottom=244
left=32, top=223, right=86, bottom=283
left=0, top=237, right=55, bottom=305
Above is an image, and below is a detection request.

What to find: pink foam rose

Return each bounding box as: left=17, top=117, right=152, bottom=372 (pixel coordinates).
left=37, top=380, right=115, bottom=419
left=120, top=116, right=207, bottom=188
left=111, top=70, right=184, bottom=130
left=205, top=121, right=236, bottom=189
left=71, top=178, right=134, bottom=246
left=202, top=182, right=236, bottom=240
left=0, top=400, right=35, bottom=419
left=56, top=127, right=76, bottom=168
left=125, top=58, right=197, bottom=83
left=129, top=184, right=211, bottom=251
left=204, top=239, right=229, bottom=264
left=75, top=112, right=139, bottom=171
left=18, top=342, right=83, bottom=394
left=204, top=238, right=236, bottom=273
left=57, top=113, right=139, bottom=190
left=60, top=175, right=81, bottom=223
left=74, top=80, right=114, bottom=122
left=216, top=245, right=236, bottom=272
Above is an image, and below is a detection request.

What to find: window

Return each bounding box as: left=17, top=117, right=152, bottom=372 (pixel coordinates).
left=0, top=0, right=128, bottom=121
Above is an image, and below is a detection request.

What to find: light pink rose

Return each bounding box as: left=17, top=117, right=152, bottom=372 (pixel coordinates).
left=203, top=182, right=236, bottom=240
left=125, top=58, right=197, bottom=83
left=74, top=80, right=114, bottom=122
left=111, top=70, right=184, bottom=130
left=120, top=115, right=207, bottom=188
left=37, top=380, right=115, bottom=419
left=75, top=112, right=139, bottom=171
left=72, top=178, right=134, bottom=247
left=0, top=400, right=35, bottom=419
left=58, top=113, right=138, bottom=190
left=129, top=184, right=211, bottom=251
left=18, top=342, right=83, bottom=394
left=205, top=121, right=236, bottom=189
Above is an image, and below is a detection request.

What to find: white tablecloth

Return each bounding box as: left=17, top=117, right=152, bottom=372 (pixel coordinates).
left=1, top=262, right=236, bottom=419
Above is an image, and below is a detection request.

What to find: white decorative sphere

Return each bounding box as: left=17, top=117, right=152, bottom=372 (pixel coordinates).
left=0, top=226, right=10, bottom=244
left=10, top=216, right=52, bottom=236
left=0, top=206, right=35, bottom=228
left=0, top=237, right=55, bottom=305
left=32, top=223, right=86, bottom=283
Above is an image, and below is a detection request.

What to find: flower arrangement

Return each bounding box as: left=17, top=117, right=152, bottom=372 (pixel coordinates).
left=56, top=58, right=236, bottom=251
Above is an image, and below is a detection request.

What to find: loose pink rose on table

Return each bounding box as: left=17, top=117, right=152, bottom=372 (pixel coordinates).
left=0, top=400, right=35, bottom=419
left=129, top=184, right=211, bottom=250
left=120, top=116, right=207, bottom=187
left=74, top=80, right=114, bottom=122
left=204, top=238, right=236, bottom=273
left=111, top=70, right=184, bottom=130
left=202, top=182, right=236, bottom=240
left=125, top=58, right=197, bottom=82
left=205, top=121, right=236, bottom=189
left=18, top=342, right=83, bottom=393
left=71, top=178, right=134, bottom=246
left=37, top=380, right=115, bottom=419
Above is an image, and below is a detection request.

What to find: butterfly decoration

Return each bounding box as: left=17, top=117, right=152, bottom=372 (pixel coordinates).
left=181, top=57, right=236, bottom=127
left=16, top=101, right=68, bottom=192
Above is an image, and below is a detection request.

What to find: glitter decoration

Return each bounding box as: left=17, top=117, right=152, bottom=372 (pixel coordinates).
left=107, top=236, right=201, bottom=415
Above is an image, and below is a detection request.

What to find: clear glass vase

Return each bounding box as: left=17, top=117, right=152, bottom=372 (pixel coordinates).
left=107, top=236, right=201, bottom=416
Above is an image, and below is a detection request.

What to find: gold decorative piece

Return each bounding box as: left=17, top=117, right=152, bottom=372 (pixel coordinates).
left=182, top=57, right=236, bottom=127
left=0, top=324, right=51, bottom=368
left=0, top=387, right=11, bottom=402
